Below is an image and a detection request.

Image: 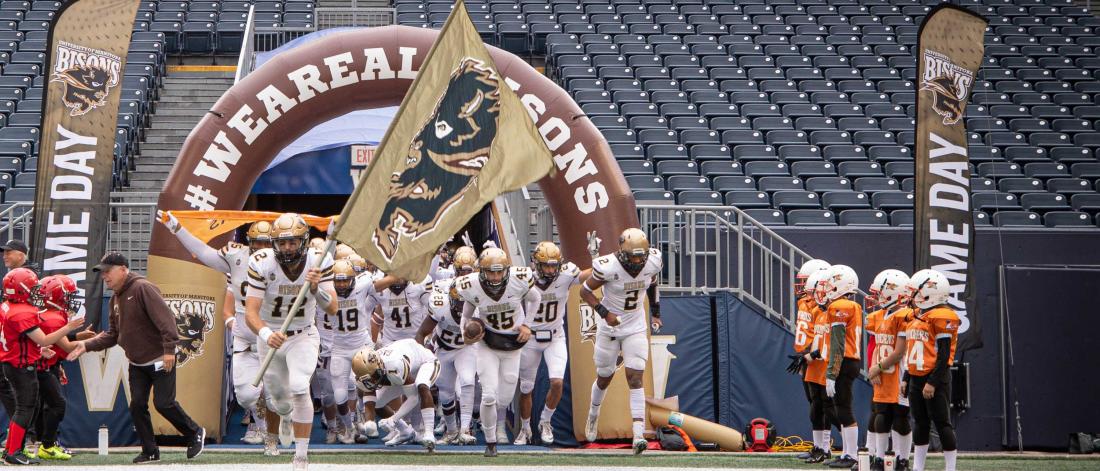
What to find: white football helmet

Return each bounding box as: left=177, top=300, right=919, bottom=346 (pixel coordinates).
left=908, top=269, right=950, bottom=309
left=809, top=270, right=831, bottom=307
left=796, top=259, right=831, bottom=296
left=823, top=264, right=858, bottom=302
left=866, top=269, right=910, bottom=310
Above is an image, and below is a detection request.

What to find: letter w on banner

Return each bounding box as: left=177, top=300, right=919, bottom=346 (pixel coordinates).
left=336, top=0, right=554, bottom=280
left=913, top=5, right=987, bottom=351
left=30, top=0, right=141, bottom=326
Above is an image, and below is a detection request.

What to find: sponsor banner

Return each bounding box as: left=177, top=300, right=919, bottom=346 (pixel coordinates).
left=334, top=0, right=554, bottom=280
left=913, top=5, right=987, bottom=351
left=30, top=0, right=141, bottom=332
left=145, top=255, right=226, bottom=437
left=567, top=285, right=654, bottom=440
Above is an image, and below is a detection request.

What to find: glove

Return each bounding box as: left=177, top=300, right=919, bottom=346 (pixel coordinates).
left=785, top=354, right=806, bottom=375
left=157, top=210, right=181, bottom=234
left=825, top=378, right=836, bottom=398
left=809, top=350, right=822, bottom=360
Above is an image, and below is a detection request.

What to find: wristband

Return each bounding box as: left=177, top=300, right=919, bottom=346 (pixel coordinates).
left=594, top=304, right=610, bottom=319
left=259, top=327, right=274, bottom=343
left=314, top=288, right=333, bottom=305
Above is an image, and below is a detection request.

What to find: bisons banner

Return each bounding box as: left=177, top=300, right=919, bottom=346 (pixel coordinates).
left=147, top=24, right=643, bottom=439
left=913, top=5, right=987, bottom=351
left=31, top=0, right=140, bottom=336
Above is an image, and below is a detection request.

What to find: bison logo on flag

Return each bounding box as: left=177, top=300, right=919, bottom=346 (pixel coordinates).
left=373, top=58, right=502, bottom=261
left=920, top=49, right=974, bottom=126
left=50, top=41, right=122, bottom=117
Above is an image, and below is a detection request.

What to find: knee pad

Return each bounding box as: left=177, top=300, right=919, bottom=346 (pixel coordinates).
left=596, top=365, right=616, bottom=377
left=268, top=396, right=292, bottom=417
left=519, top=379, right=535, bottom=395
left=236, top=386, right=261, bottom=410
left=291, top=394, right=313, bottom=423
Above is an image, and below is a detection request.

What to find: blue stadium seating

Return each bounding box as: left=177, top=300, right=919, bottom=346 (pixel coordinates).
left=396, top=0, right=1097, bottom=227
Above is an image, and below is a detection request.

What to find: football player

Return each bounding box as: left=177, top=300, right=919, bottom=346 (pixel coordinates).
left=579, top=228, right=663, bottom=455
left=429, top=244, right=456, bottom=282
left=901, top=269, right=959, bottom=471
left=415, top=247, right=479, bottom=445
left=819, top=264, right=862, bottom=468
left=245, top=213, right=337, bottom=470
left=312, top=287, right=340, bottom=444
left=515, top=241, right=589, bottom=445
left=369, top=276, right=430, bottom=348
left=157, top=212, right=274, bottom=444
left=456, top=247, right=541, bottom=457
left=802, top=269, right=840, bottom=464
left=865, top=270, right=914, bottom=471
left=326, top=259, right=399, bottom=444
left=787, top=259, right=830, bottom=460
left=352, top=340, right=441, bottom=451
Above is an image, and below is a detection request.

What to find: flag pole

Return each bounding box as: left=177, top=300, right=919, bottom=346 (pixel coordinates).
left=251, top=0, right=470, bottom=387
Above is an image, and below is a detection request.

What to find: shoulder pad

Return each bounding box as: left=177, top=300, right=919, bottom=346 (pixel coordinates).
left=563, top=262, right=581, bottom=277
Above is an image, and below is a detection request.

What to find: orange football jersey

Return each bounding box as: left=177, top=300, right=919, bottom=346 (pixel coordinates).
left=905, top=307, right=960, bottom=376
left=804, top=304, right=830, bottom=386
left=869, top=307, right=911, bottom=404
left=827, top=298, right=863, bottom=361
left=794, top=296, right=816, bottom=353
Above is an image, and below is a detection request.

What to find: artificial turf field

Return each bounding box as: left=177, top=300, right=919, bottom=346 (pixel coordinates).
left=45, top=449, right=1100, bottom=470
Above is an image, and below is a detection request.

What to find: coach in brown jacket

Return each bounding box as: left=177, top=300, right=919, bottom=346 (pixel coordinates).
left=69, top=253, right=205, bottom=463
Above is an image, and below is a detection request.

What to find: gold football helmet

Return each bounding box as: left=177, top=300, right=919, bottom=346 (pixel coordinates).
left=453, top=246, right=478, bottom=276
left=617, top=227, right=650, bottom=272
left=333, top=259, right=356, bottom=297
left=272, top=213, right=311, bottom=265
left=352, top=347, right=384, bottom=390
left=348, top=254, right=370, bottom=273
left=478, top=247, right=510, bottom=294
left=309, top=237, right=325, bottom=250
left=335, top=243, right=356, bottom=260
left=532, top=241, right=563, bottom=282
left=246, top=221, right=273, bottom=252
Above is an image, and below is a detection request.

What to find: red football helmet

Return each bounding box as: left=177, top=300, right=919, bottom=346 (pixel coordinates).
left=3, top=268, right=38, bottom=304
left=35, top=274, right=81, bottom=312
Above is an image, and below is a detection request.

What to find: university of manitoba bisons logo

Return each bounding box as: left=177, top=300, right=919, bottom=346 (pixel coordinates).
left=374, top=58, right=502, bottom=262
left=166, top=296, right=216, bottom=367
left=920, top=49, right=974, bottom=126
left=50, top=41, right=122, bottom=117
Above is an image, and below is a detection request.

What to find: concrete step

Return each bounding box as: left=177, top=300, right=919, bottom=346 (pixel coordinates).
left=145, top=122, right=201, bottom=131
left=136, top=149, right=181, bottom=158
left=150, top=108, right=212, bottom=117
left=154, top=100, right=217, bottom=109
left=134, top=163, right=176, bottom=173
left=127, top=180, right=165, bottom=189
left=141, top=134, right=190, bottom=143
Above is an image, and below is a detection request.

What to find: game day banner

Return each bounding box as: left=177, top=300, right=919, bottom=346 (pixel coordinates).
left=913, top=4, right=987, bottom=351
left=31, top=0, right=140, bottom=338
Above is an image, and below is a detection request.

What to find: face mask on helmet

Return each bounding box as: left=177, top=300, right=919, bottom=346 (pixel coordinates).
left=334, top=277, right=355, bottom=298
left=479, top=266, right=508, bottom=296
left=618, top=249, right=648, bottom=272
left=389, top=282, right=408, bottom=295
left=274, top=236, right=307, bottom=265
left=536, top=260, right=561, bottom=283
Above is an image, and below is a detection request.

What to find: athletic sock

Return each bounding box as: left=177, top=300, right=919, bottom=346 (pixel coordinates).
left=823, top=430, right=832, bottom=452
left=944, top=450, right=957, bottom=471
left=875, top=432, right=890, bottom=459
left=294, top=437, right=309, bottom=459
left=6, top=422, right=25, bottom=455
left=841, top=425, right=858, bottom=457
left=589, top=385, right=607, bottom=409
left=867, top=431, right=879, bottom=457
left=893, top=431, right=912, bottom=460
left=631, top=421, right=644, bottom=441
left=812, top=430, right=824, bottom=450
left=339, top=412, right=352, bottom=431
left=914, top=444, right=929, bottom=471
left=540, top=406, right=555, bottom=424
left=420, top=409, right=434, bottom=437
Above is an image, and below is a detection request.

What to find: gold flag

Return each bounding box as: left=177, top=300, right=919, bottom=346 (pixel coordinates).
left=336, top=0, right=554, bottom=280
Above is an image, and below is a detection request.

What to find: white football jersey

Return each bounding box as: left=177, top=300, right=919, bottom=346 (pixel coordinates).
left=219, top=242, right=256, bottom=342
left=376, top=338, right=436, bottom=385
left=425, top=279, right=467, bottom=351
left=531, top=262, right=582, bottom=332
left=246, top=247, right=335, bottom=331
left=329, top=278, right=375, bottom=351
left=430, top=254, right=456, bottom=282
left=590, top=248, right=663, bottom=336
left=370, top=279, right=428, bottom=344
left=455, top=266, right=536, bottom=335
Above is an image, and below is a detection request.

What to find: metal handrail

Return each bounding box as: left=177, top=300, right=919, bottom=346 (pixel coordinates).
left=234, top=5, right=257, bottom=84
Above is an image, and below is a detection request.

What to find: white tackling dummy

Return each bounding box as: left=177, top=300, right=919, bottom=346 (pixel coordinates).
left=245, top=213, right=337, bottom=469
left=581, top=228, right=663, bottom=454
left=517, top=250, right=583, bottom=445
left=367, top=339, right=441, bottom=450
left=456, top=248, right=541, bottom=457
left=418, top=278, right=479, bottom=444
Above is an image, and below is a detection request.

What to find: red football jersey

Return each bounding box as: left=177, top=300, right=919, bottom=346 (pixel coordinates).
left=38, top=308, right=69, bottom=368
left=0, top=302, right=41, bottom=367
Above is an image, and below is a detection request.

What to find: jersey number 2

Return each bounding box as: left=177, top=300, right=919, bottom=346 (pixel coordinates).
left=271, top=296, right=305, bottom=319
left=534, top=301, right=559, bottom=324
left=624, top=289, right=641, bottom=311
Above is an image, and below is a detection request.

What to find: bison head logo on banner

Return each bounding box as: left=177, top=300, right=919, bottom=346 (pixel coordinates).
left=50, top=41, right=122, bottom=117
left=920, top=49, right=974, bottom=126
left=166, top=296, right=216, bottom=367
left=373, top=58, right=502, bottom=261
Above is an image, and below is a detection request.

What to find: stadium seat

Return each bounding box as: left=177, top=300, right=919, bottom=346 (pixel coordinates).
left=839, top=209, right=888, bottom=226
left=787, top=209, right=837, bottom=226
left=993, top=211, right=1042, bottom=227
left=1043, top=211, right=1093, bottom=227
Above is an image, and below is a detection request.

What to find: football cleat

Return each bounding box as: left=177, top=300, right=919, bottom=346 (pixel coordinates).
left=362, top=420, right=379, bottom=438
left=827, top=454, right=857, bottom=468
left=804, top=447, right=830, bottom=464
left=440, top=430, right=459, bottom=445
left=419, top=434, right=436, bottom=452
left=36, top=445, right=70, bottom=461
left=242, top=429, right=264, bottom=445
left=263, top=434, right=280, bottom=457
left=584, top=412, right=599, bottom=442
left=457, top=431, right=477, bottom=445
left=338, top=427, right=356, bottom=445
left=324, top=428, right=338, bottom=444
left=484, top=443, right=498, bottom=458
left=513, top=427, right=531, bottom=446
left=539, top=421, right=555, bottom=445
left=292, top=455, right=309, bottom=471
left=385, top=429, right=416, bottom=447
left=632, top=438, right=647, bottom=455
